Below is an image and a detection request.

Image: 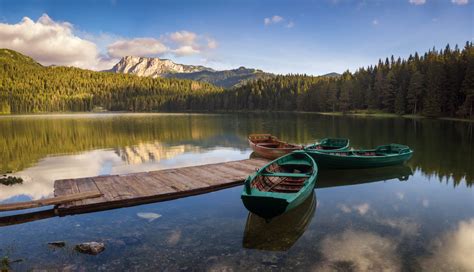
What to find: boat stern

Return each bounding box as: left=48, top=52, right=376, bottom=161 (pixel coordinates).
left=241, top=194, right=289, bottom=219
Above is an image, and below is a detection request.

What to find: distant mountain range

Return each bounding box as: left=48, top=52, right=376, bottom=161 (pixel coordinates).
left=0, top=48, right=340, bottom=89
left=321, top=72, right=341, bottom=78
left=108, top=56, right=274, bottom=88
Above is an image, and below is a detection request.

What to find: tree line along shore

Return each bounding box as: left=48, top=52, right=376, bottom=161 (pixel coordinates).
left=0, top=42, right=472, bottom=119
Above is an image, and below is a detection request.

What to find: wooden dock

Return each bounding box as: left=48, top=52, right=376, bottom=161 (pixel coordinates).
left=54, top=158, right=268, bottom=215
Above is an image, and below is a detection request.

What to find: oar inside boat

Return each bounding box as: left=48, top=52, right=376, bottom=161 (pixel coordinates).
left=241, top=151, right=318, bottom=219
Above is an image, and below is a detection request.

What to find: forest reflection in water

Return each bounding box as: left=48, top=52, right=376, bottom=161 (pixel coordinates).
left=1, top=113, right=470, bottom=183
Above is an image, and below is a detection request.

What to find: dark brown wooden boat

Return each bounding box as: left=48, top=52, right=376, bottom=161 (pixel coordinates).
left=248, top=134, right=302, bottom=160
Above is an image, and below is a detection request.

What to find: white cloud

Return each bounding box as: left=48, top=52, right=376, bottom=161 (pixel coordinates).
left=286, top=21, right=295, bottom=28
left=420, top=218, right=474, bottom=271
left=107, top=38, right=168, bottom=58
left=0, top=14, right=106, bottom=70
left=337, top=202, right=370, bottom=215
left=0, top=14, right=218, bottom=70
left=451, top=0, right=469, bottom=5
left=372, top=19, right=379, bottom=25
left=314, top=230, right=401, bottom=272
left=409, top=0, right=426, bottom=5
left=264, top=15, right=284, bottom=25
left=377, top=217, right=420, bottom=236
left=172, top=45, right=200, bottom=56
left=338, top=204, right=352, bottom=213
left=396, top=192, right=405, bottom=200
left=207, top=38, right=218, bottom=49
left=354, top=203, right=370, bottom=215
left=169, top=30, right=197, bottom=46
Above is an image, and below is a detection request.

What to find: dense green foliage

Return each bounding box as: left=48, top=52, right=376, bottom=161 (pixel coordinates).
left=0, top=43, right=473, bottom=118
left=0, top=49, right=223, bottom=114
left=213, top=42, right=473, bottom=118
left=164, top=66, right=273, bottom=88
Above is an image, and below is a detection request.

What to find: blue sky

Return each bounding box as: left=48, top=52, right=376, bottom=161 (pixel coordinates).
left=0, top=0, right=472, bottom=74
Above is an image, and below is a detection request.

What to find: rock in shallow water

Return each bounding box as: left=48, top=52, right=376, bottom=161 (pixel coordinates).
left=48, top=241, right=66, bottom=248
left=75, top=242, right=105, bottom=255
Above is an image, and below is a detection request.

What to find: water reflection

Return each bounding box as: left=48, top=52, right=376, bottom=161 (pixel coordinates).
left=243, top=192, right=316, bottom=251
left=317, top=165, right=413, bottom=188
left=419, top=218, right=474, bottom=271
left=116, top=143, right=199, bottom=165
left=1, top=113, right=471, bottom=186
left=0, top=147, right=250, bottom=203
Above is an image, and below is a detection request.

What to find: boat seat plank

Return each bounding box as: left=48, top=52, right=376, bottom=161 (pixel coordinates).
left=260, top=173, right=311, bottom=178
left=279, top=160, right=313, bottom=167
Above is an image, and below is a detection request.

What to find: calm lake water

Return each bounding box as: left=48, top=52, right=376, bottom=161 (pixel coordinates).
left=0, top=113, right=473, bottom=271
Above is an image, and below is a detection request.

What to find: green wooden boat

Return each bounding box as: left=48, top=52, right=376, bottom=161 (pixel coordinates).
left=305, top=143, right=413, bottom=169
left=305, top=138, right=350, bottom=151
left=241, top=151, right=318, bottom=219
left=242, top=192, right=316, bottom=251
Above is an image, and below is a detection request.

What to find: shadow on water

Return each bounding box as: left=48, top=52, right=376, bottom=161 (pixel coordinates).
left=241, top=164, right=413, bottom=251
left=0, top=209, right=56, bottom=227
left=316, top=165, right=413, bottom=188
left=243, top=192, right=316, bottom=251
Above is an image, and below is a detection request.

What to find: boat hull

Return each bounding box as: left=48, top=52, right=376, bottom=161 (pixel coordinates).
left=241, top=151, right=317, bottom=219
left=248, top=134, right=301, bottom=160
left=241, top=181, right=314, bottom=218
left=306, top=148, right=413, bottom=169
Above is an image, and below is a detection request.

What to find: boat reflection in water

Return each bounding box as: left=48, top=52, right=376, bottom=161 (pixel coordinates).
left=242, top=157, right=413, bottom=251
left=243, top=192, right=316, bottom=251
left=316, top=164, right=413, bottom=188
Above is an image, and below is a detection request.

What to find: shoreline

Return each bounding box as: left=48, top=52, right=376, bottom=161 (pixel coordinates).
left=1, top=110, right=472, bottom=123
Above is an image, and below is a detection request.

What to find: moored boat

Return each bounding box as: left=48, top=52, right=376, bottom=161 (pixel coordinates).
left=248, top=134, right=302, bottom=160
left=305, top=138, right=350, bottom=151
left=241, top=151, right=318, bottom=219
left=306, top=143, right=413, bottom=169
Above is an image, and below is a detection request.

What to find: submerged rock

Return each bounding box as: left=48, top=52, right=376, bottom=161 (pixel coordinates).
left=137, top=212, right=162, bottom=222
left=48, top=241, right=66, bottom=248
left=75, top=242, right=105, bottom=255
left=0, top=176, right=23, bottom=186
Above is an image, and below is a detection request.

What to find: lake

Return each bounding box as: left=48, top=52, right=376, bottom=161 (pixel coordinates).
left=0, top=113, right=473, bottom=271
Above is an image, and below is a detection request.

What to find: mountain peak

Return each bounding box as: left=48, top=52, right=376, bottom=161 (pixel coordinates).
left=110, top=56, right=214, bottom=78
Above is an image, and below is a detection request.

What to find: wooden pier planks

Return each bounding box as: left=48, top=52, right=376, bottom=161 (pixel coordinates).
left=54, top=158, right=268, bottom=215
left=0, top=191, right=103, bottom=212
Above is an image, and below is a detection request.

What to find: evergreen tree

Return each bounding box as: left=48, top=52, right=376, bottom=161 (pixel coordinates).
left=458, top=58, right=474, bottom=118
left=406, top=69, right=424, bottom=114
left=382, top=70, right=397, bottom=112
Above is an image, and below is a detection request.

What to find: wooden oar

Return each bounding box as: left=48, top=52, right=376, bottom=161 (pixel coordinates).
left=0, top=192, right=103, bottom=212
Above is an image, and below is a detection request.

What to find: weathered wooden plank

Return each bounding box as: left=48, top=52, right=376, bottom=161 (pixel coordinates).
left=54, top=158, right=269, bottom=216
left=133, top=173, right=177, bottom=195
left=0, top=192, right=103, bottom=212
left=151, top=172, right=193, bottom=191
left=176, top=167, right=223, bottom=186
